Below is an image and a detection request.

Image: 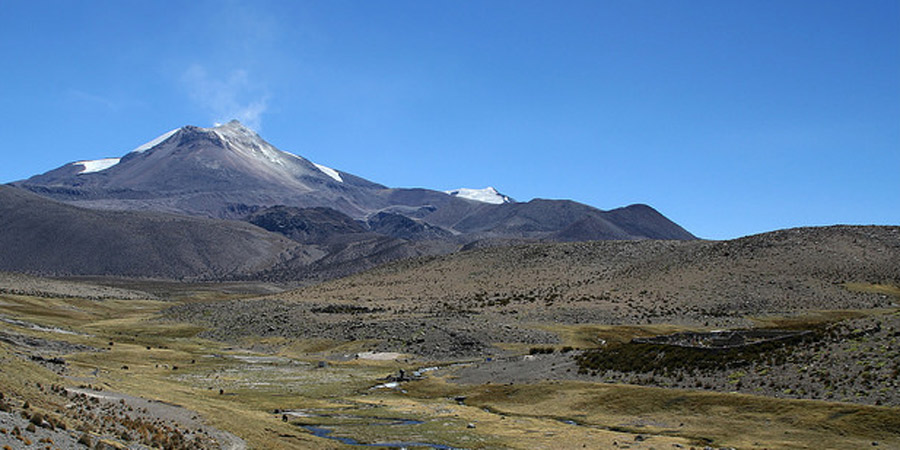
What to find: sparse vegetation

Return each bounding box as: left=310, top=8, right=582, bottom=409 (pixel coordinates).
left=310, top=304, right=385, bottom=314
left=0, top=226, right=898, bottom=449
left=576, top=330, right=815, bottom=374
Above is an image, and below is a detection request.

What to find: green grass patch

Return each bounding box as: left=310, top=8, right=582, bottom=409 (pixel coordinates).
left=405, top=378, right=900, bottom=449
left=845, top=283, right=900, bottom=298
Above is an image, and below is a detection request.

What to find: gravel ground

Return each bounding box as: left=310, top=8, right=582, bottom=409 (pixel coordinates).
left=0, top=385, right=244, bottom=450
left=65, top=387, right=245, bottom=450
left=0, top=409, right=89, bottom=450
left=0, top=272, right=154, bottom=300
left=163, top=299, right=559, bottom=359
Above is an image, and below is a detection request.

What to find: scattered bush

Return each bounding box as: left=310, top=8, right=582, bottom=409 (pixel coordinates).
left=311, top=304, right=384, bottom=314
left=78, top=432, right=92, bottom=446
left=529, top=347, right=555, bottom=355
left=575, top=330, right=817, bottom=374
left=29, top=413, right=44, bottom=426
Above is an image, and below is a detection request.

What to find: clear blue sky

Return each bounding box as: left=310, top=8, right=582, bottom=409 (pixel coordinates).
left=1, top=0, right=898, bottom=239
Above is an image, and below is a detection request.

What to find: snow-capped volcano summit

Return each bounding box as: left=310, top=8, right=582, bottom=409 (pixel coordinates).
left=62, top=121, right=348, bottom=184
left=15, top=120, right=384, bottom=217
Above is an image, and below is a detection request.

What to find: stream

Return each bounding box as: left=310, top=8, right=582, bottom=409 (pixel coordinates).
left=288, top=411, right=462, bottom=449
left=285, top=362, right=490, bottom=449
left=301, top=424, right=460, bottom=449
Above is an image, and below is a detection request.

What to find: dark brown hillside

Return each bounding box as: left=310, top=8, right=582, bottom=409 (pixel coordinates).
left=247, top=206, right=368, bottom=244
left=286, top=225, right=900, bottom=320
left=0, top=185, right=302, bottom=279
left=422, top=199, right=696, bottom=241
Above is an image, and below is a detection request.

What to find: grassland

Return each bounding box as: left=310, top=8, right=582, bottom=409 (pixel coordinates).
left=406, top=378, right=900, bottom=449
left=1, top=285, right=898, bottom=449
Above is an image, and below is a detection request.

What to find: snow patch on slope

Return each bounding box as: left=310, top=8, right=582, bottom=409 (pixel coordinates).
left=74, top=158, right=121, bottom=174
left=313, top=163, right=343, bottom=182
left=131, top=128, right=180, bottom=153
left=211, top=121, right=292, bottom=168
left=446, top=187, right=511, bottom=204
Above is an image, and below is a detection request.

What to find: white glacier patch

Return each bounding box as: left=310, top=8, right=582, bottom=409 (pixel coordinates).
left=75, top=158, right=121, bottom=174
left=131, top=128, right=179, bottom=153
left=212, top=121, right=294, bottom=168
left=445, top=187, right=511, bottom=204
left=313, top=163, right=343, bottom=183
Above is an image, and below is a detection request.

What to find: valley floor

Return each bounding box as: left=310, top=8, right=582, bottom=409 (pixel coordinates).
left=0, top=278, right=898, bottom=449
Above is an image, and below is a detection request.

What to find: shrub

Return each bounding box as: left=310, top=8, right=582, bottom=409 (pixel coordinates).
left=575, top=330, right=817, bottom=374
left=29, top=413, right=44, bottom=426
left=529, top=347, right=555, bottom=355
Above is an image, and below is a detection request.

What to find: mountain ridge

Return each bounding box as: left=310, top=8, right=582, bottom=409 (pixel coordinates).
left=13, top=120, right=694, bottom=242
left=2, top=120, right=697, bottom=282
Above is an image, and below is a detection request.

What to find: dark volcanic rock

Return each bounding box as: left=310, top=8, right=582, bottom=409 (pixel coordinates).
left=366, top=212, right=453, bottom=241
left=248, top=206, right=367, bottom=244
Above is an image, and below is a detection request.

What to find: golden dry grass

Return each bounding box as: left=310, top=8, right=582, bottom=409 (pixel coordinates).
left=2, top=289, right=899, bottom=449
left=845, top=283, right=900, bottom=298
left=405, top=377, right=900, bottom=449
left=542, top=323, right=697, bottom=348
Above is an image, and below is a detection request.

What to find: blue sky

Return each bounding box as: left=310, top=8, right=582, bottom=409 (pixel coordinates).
left=1, top=0, right=897, bottom=239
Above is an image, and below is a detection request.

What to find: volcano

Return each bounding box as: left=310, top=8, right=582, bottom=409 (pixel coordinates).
left=13, top=120, right=695, bottom=242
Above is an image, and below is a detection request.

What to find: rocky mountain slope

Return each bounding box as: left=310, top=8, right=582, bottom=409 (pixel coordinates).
left=166, top=225, right=900, bottom=355
left=0, top=185, right=302, bottom=279
left=286, top=225, right=900, bottom=320
left=0, top=185, right=457, bottom=282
